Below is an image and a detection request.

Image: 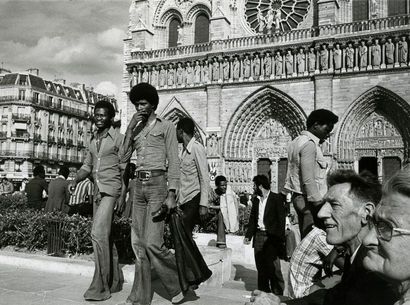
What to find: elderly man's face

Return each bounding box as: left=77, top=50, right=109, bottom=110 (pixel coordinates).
left=363, top=192, right=410, bottom=281
left=319, top=183, right=364, bottom=245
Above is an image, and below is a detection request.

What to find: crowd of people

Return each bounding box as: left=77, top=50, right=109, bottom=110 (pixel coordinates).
left=4, top=82, right=410, bottom=305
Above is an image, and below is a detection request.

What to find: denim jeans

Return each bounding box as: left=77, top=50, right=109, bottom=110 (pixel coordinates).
left=84, top=194, right=123, bottom=301
left=127, top=175, right=181, bottom=305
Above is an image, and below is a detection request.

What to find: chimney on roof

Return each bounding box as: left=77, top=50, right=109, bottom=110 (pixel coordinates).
left=27, top=68, right=39, bottom=76
left=54, top=78, right=66, bottom=85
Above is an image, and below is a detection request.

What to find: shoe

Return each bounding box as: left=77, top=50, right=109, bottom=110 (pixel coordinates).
left=152, top=204, right=168, bottom=222
left=171, top=291, right=184, bottom=304
left=216, top=244, right=227, bottom=249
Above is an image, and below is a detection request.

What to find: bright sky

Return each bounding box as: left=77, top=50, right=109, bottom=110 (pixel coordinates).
left=0, top=0, right=130, bottom=99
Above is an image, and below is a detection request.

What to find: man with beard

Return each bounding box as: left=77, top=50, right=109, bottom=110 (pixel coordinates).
left=246, top=170, right=398, bottom=305
left=244, top=175, right=286, bottom=295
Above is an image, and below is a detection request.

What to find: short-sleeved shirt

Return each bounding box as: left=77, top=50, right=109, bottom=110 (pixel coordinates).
left=80, top=126, right=126, bottom=197
left=69, top=178, right=94, bottom=206
left=26, top=177, right=48, bottom=210
left=121, top=115, right=180, bottom=190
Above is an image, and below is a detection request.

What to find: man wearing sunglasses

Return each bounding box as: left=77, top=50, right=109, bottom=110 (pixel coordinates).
left=363, top=168, right=410, bottom=305
left=246, top=170, right=398, bottom=305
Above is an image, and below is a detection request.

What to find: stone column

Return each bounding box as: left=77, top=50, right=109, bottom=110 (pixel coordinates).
left=293, top=52, right=297, bottom=76
left=367, top=40, right=373, bottom=70
left=239, top=55, right=244, bottom=82
left=315, top=46, right=320, bottom=74
left=394, top=37, right=400, bottom=67
left=354, top=42, right=359, bottom=71
left=341, top=45, right=346, bottom=73
left=381, top=39, right=386, bottom=69
left=328, top=45, right=334, bottom=73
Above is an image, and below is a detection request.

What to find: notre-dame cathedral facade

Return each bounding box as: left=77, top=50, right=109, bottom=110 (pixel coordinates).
left=122, top=0, right=410, bottom=193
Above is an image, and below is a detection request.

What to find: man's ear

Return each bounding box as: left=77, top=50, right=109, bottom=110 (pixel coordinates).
left=361, top=202, right=376, bottom=225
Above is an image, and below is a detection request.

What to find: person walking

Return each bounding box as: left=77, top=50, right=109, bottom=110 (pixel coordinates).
left=176, top=117, right=209, bottom=233
left=71, top=100, right=125, bottom=301
left=121, top=83, right=184, bottom=305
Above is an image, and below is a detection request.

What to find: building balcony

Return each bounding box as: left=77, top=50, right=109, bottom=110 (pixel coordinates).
left=130, top=14, right=410, bottom=62
left=0, top=150, right=32, bottom=158
left=11, top=131, right=30, bottom=141
left=12, top=113, right=31, bottom=123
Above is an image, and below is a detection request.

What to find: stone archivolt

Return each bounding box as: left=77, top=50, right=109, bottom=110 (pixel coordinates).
left=224, top=85, right=306, bottom=159
left=336, top=86, right=410, bottom=166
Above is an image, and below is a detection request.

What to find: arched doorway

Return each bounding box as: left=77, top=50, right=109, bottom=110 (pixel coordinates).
left=336, top=86, right=409, bottom=181
left=224, top=86, right=306, bottom=192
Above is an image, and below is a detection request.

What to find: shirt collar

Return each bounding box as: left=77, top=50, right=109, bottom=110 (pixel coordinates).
left=301, top=130, right=320, bottom=145
left=350, top=244, right=361, bottom=264
left=185, top=137, right=195, bottom=154
left=92, top=126, right=116, bottom=140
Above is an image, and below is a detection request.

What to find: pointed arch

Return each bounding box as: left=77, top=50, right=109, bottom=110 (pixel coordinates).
left=336, top=86, right=410, bottom=167
left=224, top=85, right=307, bottom=159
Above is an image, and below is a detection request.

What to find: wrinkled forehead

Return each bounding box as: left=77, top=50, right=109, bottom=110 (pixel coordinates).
left=376, top=193, right=410, bottom=224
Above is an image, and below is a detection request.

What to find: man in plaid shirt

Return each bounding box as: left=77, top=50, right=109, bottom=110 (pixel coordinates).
left=288, top=226, right=333, bottom=298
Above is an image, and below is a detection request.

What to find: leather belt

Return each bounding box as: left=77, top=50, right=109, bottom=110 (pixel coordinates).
left=135, top=170, right=165, bottom=181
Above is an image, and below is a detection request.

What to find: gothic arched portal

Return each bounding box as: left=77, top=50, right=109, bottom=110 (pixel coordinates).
left=223, top=85, right=306, bottom=192
left=336, top=86, right=410, bottom=180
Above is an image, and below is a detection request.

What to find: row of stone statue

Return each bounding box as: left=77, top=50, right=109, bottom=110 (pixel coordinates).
left=130, top=37, right=409, bottom=88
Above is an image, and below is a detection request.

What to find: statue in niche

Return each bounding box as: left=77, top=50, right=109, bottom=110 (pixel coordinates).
left=296, top=48, right=305, bottom=74
left=142, top=67, right=149, bottom=83
left=243, top=55, right=251, bottom=78
left=186, top=62, right=194, bottom=85
left=274, top=8, right=281, bottom=31
left=308, top=47, right=316, bottom=72
left=212, top=58, right=220, bottom=81
left=176, top=63, right=184, bottom=86
left=274, top=50, right=283, bottom=76
left=266, top=7, right=274, bottom=33
left=320, top=45, right=328, bottom=70
left=233, top=57, right=240, bottom=80
left=223, top=58, right=230, bottom=81
left=359, top=40, right=368, bottom=68
left=399, top=36, right=408, bottom=65
left=371, top=0, right=379, bottom=16
left=177, top=25, right=183, bottom=46
left=385, top=38, right=395, bottom=65
left=131, top=66, right=138, bottom=87
left=159, top=65, right=166, bottom=87
left=253, top=54, right=261, bottom=78
left=264, top=53, right=272, bottom=77
left=374, top=120, right=383, bottom=137
left=151, top=66, right=159, bottom=87
left=285, top=50, right=293, bottom=75
left=333, top=44, right=342, bottom=70
left=202, top=60, right=209, bottom=83
left=346, top=43, right=355, bottom=69
left=372, top=39, right=381, bottom=67
left=208, top=133, right=218, bottom=156
left=194, top=61, right=201, bottom=84
left=257, top=8, right=265, bottom=33
left=167, top=64, right=175, bottom=86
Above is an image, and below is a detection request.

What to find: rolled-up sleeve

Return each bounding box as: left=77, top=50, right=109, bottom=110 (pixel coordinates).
left=193, top=144, right=209, bottom=207
left=117, top=134, right=128, bottom=171
left=164, top=122, right=180, bottom=190
left=300, top=141, right=321, bottom=202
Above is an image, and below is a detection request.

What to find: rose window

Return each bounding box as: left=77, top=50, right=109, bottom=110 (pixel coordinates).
left=245, top=0, right=311, bottom=33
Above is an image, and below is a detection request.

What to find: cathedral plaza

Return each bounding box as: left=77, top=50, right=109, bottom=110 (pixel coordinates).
left=123, top=0, right=410, bottom=193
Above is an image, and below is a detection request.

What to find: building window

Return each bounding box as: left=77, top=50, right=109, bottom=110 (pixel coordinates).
left=353, top=0, right=369, bottom=21
left=18, top=90, right=25, bottom=101
left=388, top=0, right=407, bottom=16
left=194, top=14, right=210, bottom=44
left=168, top=18, right=181, bottom=48
left=33, top=92, right=39, bottom=103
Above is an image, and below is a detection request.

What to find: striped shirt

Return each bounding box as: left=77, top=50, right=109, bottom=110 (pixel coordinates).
left=288, top=226, right=333, bottom=298
left=69, top=179, right=94, bottom=206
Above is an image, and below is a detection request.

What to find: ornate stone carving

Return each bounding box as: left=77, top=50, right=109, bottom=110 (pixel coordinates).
left=399, top=37, right=408, bottom=65
left=372, top=39, right=381, bottom=67
left=176, top=63, right=184, bottom=86
left=194, top=61, right=201, bottom=84
left=264, top=53, right=272, bottom=78
left=346, top=43, right=355, bottom=69
left=253, top=54, right=261, bottom=78
left=207, top=133, right=219, bottom=157
left=385, top=38, right=395, bottom=65
left=130, top=66, right=138, bottom=87
left=167, top=64, right=175, bottom=86
left=177, top=25, right=183, bottom=46
left=222, top=58, right=230, bottom=81
left=243, top=55, right=251, bottom=79
left=274, top=51, right=283, bottom=76
left=186, top=62, right=193, bottom=86
left=308, top=47, right=316, bottom=72
left=202, top=60, right=210, bottom=83
left=333, top=44, right=342, bottom=70
left=285, top=50, right=293, bottom=75
left=142, top=67, right=149, bottom=83
left=320, top=45, right=328, bottom=71
left=233, top=57, right=240, bottom=80
left=212, top=58, right=220, bottom=82
left=296, top=48, right=305, bottom=74
left=159, top=65, right=166, bottom=87
left=359, top=41, right=368, bottom=68
left=151, top=66, right=159, bottom=87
